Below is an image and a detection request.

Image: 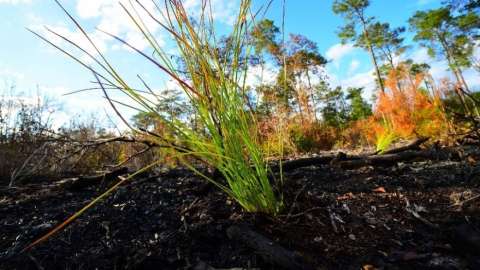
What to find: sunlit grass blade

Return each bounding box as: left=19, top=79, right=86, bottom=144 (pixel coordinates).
left=26, top=0, right=283, bottom=251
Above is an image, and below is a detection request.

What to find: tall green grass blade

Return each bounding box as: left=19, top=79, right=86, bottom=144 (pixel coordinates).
left=26, top=0, right=283, bottom=251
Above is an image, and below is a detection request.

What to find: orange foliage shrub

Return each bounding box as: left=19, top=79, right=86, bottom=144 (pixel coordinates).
left=361, top=68, right=448, bottom=151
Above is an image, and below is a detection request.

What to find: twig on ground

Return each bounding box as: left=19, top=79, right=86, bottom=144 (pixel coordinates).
left=58, top=167, right=129, bottom=191
left=449, top=194, right=480, bottom=208
left=180, top=198, right=200, bottom=215
left=328, top=207, right=342, bottom=234
left=284, top=207, right=323, bottom=219
left=111, top=146, right=153, bottom=169
left=27, top=254, right=45, bottom=270
left=10, top=142, right=49, bottom=187
left=404, top=197, right=439, bottom=229
left=286, top=184, right=307, bottom=219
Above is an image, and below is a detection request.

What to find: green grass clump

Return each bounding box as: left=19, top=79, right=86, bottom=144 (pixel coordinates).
left=25, top=0, right=283, bottom=251
left=375, top=117, right=397, bottom=153
left=39, top=0, right=280, bottom=220
left=121, top=0, right=282, bottom=214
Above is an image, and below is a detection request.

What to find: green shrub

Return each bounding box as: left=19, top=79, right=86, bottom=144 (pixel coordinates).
left=289, top=122, right=338, bottom=153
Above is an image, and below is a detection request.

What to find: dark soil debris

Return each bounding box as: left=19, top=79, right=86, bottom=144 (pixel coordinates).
left=1, top=148, right=479, bottom=270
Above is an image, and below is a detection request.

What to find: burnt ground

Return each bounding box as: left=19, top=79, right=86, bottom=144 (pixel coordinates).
left=1, top=147, right=480, bottom=270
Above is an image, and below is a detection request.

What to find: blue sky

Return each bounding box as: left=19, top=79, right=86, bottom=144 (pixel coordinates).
left=0, top=0, right=478, bottom=128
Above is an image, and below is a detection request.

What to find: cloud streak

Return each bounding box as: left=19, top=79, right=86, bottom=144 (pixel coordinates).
left=348, top=59, right=360, bottom=74
left=417, top=0, right=438, bottom=6
left=326, top=43, right=355, bottom=68
left=0, top=0, right=31, bottom=4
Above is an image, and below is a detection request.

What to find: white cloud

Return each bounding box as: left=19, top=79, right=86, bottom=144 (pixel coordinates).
left=348, top=59, right=360, bottom=74
left=463, top=69, right=480, bottom=90
left=0, top=96, right=41, bottom=106
left=342, top=69, right=375, bottom=89
left=0, top=67, right=25, bottom=81
left=429, top=60, right=450, bottom=80
left=37, top=84, right=130, bottom=129
left=334, top=68, right=376, bottom=100
left=182, top=0, right=240, bottom=25
left=245, top=62, right=278, bottom=87
left=417, top=0, right=437, bottom=6
left=33, top=24, right=111, bottom=64
left=76, top=0, right=163, bottom=52
left=404, top=47, right=479, bottom=89
left=36, top=0, right=239, bottom=61
left=326, top=43, right=355, bottom=67
left=409, top=47, right=431, bottom=64
left=76, top=1, right=106, bottom=19
left=462, top=45, right=480, bottom=89
left=0, top=0, right=31, bottom=4
left=25, top=0, right=244, bottom=128
left=28, top=0, right=167, bottom=65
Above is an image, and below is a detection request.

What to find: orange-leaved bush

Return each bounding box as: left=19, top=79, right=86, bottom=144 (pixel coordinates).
left=361, top=67, right=448, bottom=152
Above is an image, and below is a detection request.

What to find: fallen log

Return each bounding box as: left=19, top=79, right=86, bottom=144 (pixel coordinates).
left=58, top=167, right=129, bottom=191
left=272, top=146, right=440, bottom=172
left=271, top=154, right=338, bottom=172
left=226, top=225, right=316, bottom=270
left=380, top=137, right=429, bottom=155
left=336, top=149, right=436, bottom=169
left=270, top=139, right=431, bottom=172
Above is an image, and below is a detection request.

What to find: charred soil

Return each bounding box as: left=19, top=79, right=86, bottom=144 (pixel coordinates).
left=1, top=146, right=480, bottom=270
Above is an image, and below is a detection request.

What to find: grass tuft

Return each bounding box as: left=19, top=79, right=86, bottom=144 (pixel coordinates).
left=24, top=0, right=283, bottom=251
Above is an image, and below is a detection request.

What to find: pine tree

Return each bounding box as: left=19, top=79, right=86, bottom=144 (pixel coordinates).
left=333, top=0, right=386, bottom=92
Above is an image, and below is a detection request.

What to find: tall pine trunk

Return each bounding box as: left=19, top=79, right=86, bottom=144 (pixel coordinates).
left=360, top=19, right=385, bottom=93
left=438, top=34, right=472, bottom=115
